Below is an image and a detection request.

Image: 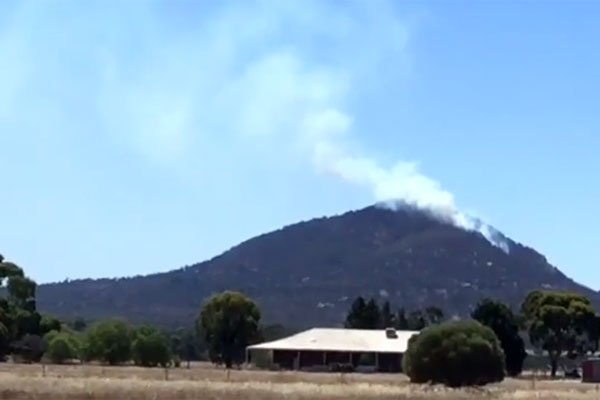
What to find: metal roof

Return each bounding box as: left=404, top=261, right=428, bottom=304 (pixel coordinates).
left=247, top=328, right=419, bottom=354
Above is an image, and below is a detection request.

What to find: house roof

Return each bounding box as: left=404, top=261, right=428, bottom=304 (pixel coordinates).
left=247, top=328, right=419, bottom=354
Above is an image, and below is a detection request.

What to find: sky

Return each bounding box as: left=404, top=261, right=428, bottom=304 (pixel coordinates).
left=1, top=0, right=599, bottom=288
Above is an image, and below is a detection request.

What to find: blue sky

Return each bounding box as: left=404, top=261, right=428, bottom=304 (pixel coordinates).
left=1, top=0, right=599, bottom=288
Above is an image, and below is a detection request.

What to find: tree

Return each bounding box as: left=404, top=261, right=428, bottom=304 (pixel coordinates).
left=12, top=334, right=44, bottom=363
left=521, top=290, right=599, bottom=377
left=45, top=332, right=80, bottom=364
left=364, top=298, right=381, bottom=329
left=132, top=326, right=171, bottom=368
left=396, top=308, right=409, bottom=330
left=424, top=306, right=444, bottom=325
left=345, top=297, right=381, bottom=329
left=171, top=327, right=202, bottom=368
left=403, top=320, right=505, bottom=387
left=345, top=296, right=367, bottom=329
left=407, top=310, right=427, bottom=330
left=40, top=315, right=62, bottom=336
left=472, top=298, right=527, bottom=376
left=380, top=301, right=396, bottom=328
left=199, top=291, right=261, bottom=368
left=83, top=319, right=133, bottom=365
left=0, top=257, right=42, bottom=349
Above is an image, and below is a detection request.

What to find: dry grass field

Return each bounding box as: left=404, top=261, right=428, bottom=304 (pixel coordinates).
left=0, top=363, right=598, bottom=400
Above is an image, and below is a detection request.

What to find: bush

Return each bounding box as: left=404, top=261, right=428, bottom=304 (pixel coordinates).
left=83, top=319, right=133, bottom=365
left=132, top=326, right=171, bottom=368
left=46, top=332, right=80, bottom=364
left=40, top=315, right=62, bottom=336
left=172, top=355, right=181, bottom=368
left=403, top=320, right=505, bottom=387
left=12, top=334, right=44, bottom=363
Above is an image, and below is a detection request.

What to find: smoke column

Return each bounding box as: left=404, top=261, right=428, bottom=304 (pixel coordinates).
left=304, top=109, right=510, bottom=253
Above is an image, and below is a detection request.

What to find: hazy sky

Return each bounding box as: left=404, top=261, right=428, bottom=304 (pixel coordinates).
left=1, top=0, right=599, bottom=288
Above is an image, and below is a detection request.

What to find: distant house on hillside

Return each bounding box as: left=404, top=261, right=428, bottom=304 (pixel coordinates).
left=246, top=328, right=419, bottom=372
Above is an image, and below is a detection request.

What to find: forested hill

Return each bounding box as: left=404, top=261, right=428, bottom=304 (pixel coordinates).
left=36, top=205, right=600, bottom=328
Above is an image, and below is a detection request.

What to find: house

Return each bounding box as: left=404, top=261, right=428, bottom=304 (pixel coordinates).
left=246, top=327, right=419, bottom=372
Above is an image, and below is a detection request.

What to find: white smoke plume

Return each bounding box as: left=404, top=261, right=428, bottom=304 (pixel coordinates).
left=304, top=109, right=510, bottom=253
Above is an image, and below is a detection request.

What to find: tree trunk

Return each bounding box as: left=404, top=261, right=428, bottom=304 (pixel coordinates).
left=550, top=354, right=559, bottom=378
left=186, top=359, right=191, bottom=369
left=225, top=357, right=233, bottom=369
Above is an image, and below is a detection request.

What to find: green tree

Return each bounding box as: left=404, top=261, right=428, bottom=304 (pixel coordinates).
left=407, top=310, right=427, bottom=330
left=0, top=257, right=42, bottom=348
left=171, top=327, right=202, bottom=368
left=424, top=306, right=444, bottom=325
left=40, top=315, right=62, bottom=336
left=199, top=291, right=261, bottom=368
left=380, top=301, right=396, bottom=328
left=345, top=297, right=381, bottom=329
left=521, top=290, right=599, bottom=377
left=83, top=319, right=133, bottom=365
left=132, top=325, right=171, bottom=368
left=472, top=298, right=527, bottom=376
left=345, top=296, right=367, bottom=328
left=364, top=298, right=381, bottom=329
left=396, top=308, right=409, bottom=329
left=45, top=332, right=80, bottom=364
left=12, top=334, right=44, bottom=363
left=403, top=320, right=505, bottom=387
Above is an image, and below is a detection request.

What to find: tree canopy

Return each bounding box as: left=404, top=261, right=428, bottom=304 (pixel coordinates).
left=521, top=290, right=600, bottom=377
left=345, top=296, right=444, bottom=330
left=403, top=320, right=505, bottom=387
left=472, top=298, right=526, bottom=376
left=132, top=325, right=171, bottom=368
left=83, top=319, right=133, bottom=365
left=199, top=291, right=261, bottom=368
left=45, top=331, right=81, bottom=364
left=0, top=256, right=43, bottom=361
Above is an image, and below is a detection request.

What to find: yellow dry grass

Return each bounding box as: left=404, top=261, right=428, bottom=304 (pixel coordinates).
left=0, top=363, right=598, bottom=399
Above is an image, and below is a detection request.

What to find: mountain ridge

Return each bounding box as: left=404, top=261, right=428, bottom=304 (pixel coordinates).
left=36, top=204, right=600, bottom=328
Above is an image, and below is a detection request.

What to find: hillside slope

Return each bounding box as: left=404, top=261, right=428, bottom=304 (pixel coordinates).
left=37, top=205, right=600, bottom=328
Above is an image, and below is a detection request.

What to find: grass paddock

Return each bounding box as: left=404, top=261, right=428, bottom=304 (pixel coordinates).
left=0, top=363, right=598, bottom=399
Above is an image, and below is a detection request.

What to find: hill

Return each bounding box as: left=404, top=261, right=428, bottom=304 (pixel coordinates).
left=36, top=204, right=600, bottom=328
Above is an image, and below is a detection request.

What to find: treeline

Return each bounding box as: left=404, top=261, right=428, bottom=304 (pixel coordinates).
left=344, top=297, right=443, bottom=330
left=0, top=255, right=289, bottom=368
left=4, top=252, right=600, bottom=386
left=343, top=290, right=600, bottom=383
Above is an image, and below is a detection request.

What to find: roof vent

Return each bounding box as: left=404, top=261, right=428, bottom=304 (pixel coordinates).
left=385, top=328, right=398, bottom=339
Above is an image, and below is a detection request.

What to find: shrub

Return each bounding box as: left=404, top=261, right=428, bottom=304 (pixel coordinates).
left=12, top=334, right=44, bottom=363
left=132, top=326, right=171, bottom=368
left=403, top=320, right=505, bottom=387
left=40, top=315, right=62, bottom=336
left=83, top=319, right=133, bottom=365
left=46, top=332, right=80, bottom=364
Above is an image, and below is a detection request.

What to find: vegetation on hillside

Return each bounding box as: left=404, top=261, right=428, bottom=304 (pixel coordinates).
left=35, top=206, right=600, bottom=328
